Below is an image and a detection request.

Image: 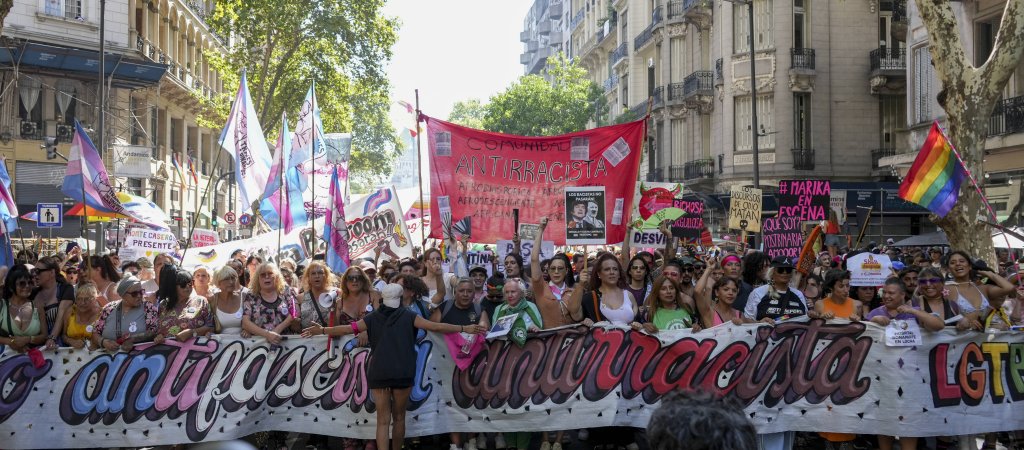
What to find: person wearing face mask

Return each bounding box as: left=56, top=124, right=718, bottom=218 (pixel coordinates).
left=301, top=284, right=485, bottom=450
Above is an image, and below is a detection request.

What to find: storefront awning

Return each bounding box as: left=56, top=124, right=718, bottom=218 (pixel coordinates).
left=0, top=41, right=167, bottom=88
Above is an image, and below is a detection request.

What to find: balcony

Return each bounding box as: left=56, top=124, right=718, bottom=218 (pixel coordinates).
left=611, top=43, right=628, bottom=67
left=520, top=53, right=531, bottom=64
left=549, top=1, right=563, bottom=19
left=630, top=100, right=649, bottom=118
left=892, top=0, right=908, bottom=41
left=520, top=31, right=530, bottom=42
left=666, top=0, right=685, bottom=20
left=871, top=148, right=896, bottom=169
left=792, top=148, right=816, bottom=170
left=603, top=74, right=620, bottom=93
left=539, top=21, right=552, bottom=35
left=682, top=0, right=712, bottom=28
left=570, top=9, right=585, bottom=31
left=791, top=48, right=815, bottom=70
left=870, top=47, right=906, bottom=72
left=634, top=24, right=654, bottom=52
left=869, top=47, right=907, bottom=94
left=668, top=165, right=686, bottom=181
left=683, top=71, right=713, bottom=97
left=989, top=94, right=1024, bottom=136
left=683, top=158, right=715, bottom=180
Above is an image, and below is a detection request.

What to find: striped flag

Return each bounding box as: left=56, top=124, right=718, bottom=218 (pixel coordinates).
left=0, top=156, right=17, bottom=235
left=186, top=157, right=199, bottom=184
left=259, top=113, right=308, bottom=233
left=898, top=122, right=966, bottom=218
left=323, top=165, right=350, bottom=273
left=218, top=70, right=273, bottom=210
left=171, top=154, right=188, bottom=185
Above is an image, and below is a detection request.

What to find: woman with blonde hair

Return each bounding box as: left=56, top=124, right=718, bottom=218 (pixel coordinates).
left=242, top=262, right=298, bottom=344
left=191, top=265, right=214, bottom=299
left=297, top=261, right=338, bottom=329
left=210, top=266, right=243, bottom=335
left=62, top=282, right=101, bottom=349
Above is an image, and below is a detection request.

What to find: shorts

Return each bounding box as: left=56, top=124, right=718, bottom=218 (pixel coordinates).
left=824, top=234, right=842, bottom=247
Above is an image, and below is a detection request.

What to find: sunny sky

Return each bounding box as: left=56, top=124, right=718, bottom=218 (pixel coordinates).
left=382, top=0, right=534, bottom=122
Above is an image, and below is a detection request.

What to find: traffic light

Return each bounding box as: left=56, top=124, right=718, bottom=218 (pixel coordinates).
left=41, top=137, right=58, bottom=160
left=211, top=210, right=219, bottom=229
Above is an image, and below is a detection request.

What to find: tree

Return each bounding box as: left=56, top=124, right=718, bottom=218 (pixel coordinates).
left=915, top=0, right=1024, bottom=265
left=206, top=0, right=401, bottom=178
left=0, top=0, right=12, bottom=35
left=448, top=98, right=486, bottom=129
left=482, top=53, right=607, bottom=136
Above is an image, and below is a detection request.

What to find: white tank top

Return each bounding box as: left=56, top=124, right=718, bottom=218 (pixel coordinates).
left=216, top=301, right=244, bottom=335
left=600, top=291, right=636, bottom=325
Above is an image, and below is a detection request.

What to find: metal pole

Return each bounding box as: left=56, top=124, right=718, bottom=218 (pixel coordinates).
left=748, top=0, right=759, bottom=189
left=414, top=89, right=426, bottom=246
left=96, top=0, right=107, bottom=254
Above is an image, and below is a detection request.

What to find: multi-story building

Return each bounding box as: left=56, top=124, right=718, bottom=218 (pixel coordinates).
left=1, top=0, right=234, bottom=242
left=521, top=0, right=570, bottom=75
left=883, top=0, right=1023, bottom=226
left=567, top=0, right=930, bottom=239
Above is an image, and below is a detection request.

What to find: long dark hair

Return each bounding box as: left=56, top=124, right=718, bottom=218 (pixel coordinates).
left=626, top=254, right=651, bottom=287
left=548, top=253, right=575, bottom=287
left=2, top=265, right=32, bottom=300
left=741, top=252, right=771, bottom=286
left=88, top=255, right=122, bottom=283
left=588, top=253, right=626, bottom=291
left=156, top=265, right=192, bottom=311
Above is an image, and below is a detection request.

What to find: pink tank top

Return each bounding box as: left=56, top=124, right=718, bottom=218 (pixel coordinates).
left=712, top=308, right=740, bottom=326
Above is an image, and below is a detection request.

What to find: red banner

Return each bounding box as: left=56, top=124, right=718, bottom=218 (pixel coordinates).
left=425, top=116, right=647, bottom=245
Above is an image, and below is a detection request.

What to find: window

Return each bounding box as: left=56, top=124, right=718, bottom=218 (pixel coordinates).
left=18, top=78, right=42, bottom=138
left=43, top=0, right=84, bottom=20
left=734, top=95, right=775, bottom=152
left=794, top=0, right=807, bottom=49
left=734, top=0, right=773, bottom=54
left=171, top=190, right=178, bottom=202
left=879, top=95, right=905, bottom=148
left=912, top=46, right=938, bottom=124
left=794, top=93, right=811, bottom=149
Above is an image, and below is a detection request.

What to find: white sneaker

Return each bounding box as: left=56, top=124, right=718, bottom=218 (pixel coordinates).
left=495, top=434, right=507, bottom=449
left=466, top=438, right=478, bottom=450
left=449, top=445, right=461, bottom=450
left=540, top=442, right=551, bottom=450
left=577, top=429, right=589, bottom=441
left=552, top=443, right=563, bottom=450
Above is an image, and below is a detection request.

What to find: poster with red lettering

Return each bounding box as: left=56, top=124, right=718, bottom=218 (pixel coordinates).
left=424, top=116, right=647, bottom=245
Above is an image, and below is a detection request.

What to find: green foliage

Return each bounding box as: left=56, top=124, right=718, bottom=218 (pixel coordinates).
left=206, top=0, right=400, bottom=177
left=482, top=53, right=607, bottom=136
left=448, top=99, right=486, bottom=129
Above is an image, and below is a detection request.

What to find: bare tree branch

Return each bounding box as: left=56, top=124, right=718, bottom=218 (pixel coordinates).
left=977, top=0, right=1024, bottom=103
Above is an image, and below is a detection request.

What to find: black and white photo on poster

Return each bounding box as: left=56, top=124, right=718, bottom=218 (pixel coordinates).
left=565, top=186, right=607, bottom=245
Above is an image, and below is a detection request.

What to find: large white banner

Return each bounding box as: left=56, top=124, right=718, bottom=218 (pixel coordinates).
left=0, top=320, right=1020, bottom=449
left=111, top=145, right=153, bottom=178
left=118, top=227, right=177, bottom=262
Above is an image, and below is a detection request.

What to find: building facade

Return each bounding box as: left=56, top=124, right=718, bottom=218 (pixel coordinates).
left=883, top=0, right=1024, bottom=226
left=563, top=0, right=932, bottom=240
left=1, top=0, right=234, bottom=242
left=521, top=0, right=570, bottom=75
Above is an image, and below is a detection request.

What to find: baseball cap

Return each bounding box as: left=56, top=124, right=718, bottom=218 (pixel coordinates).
left=469, top=265, right=488, bottom=276
left=358, top=260, right=377, bottom=273
left=771, top=256, right=794, bottom=268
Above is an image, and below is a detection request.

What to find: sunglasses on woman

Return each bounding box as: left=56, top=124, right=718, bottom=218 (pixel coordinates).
left=123, top=289, right=144, bottom=297
left=918, top=278, right=943, bottom=286
left=775, top=267, right=794, bottom=274
left=346, top=275, right=362, bottom=282
left=178, top=281, right=194, bottom=288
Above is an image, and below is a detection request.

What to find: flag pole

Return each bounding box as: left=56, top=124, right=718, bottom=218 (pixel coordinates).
left=414, top=89, right=426, bottom=246
left=277, top=144, right=284, bottom=257
left=179, top=125, right=229, bottom=264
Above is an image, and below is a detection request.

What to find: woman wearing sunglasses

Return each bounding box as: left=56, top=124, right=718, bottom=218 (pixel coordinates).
left=62, top=282, right=101, bottom=349
left=91, top=275, right=159, bottom=352
left=743, top=256, right=822, bottom=323
left=297, top=261, right=339, bottom=330
left=154, top=266, right=215, bottom=343
left=242, top=262, right=298, bottom=345
left=531, top=218, right=581, bottom=328
left=0, top=265, right=48, bottom=352
left=911, top=267, right=963, bottom=326
left=32, top=255, right=75, bottom=350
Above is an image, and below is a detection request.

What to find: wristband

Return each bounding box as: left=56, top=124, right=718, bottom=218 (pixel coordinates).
left=350, top=322, right=359, bottom=335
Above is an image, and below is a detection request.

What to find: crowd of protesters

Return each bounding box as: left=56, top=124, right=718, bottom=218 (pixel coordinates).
left=1, top=219, right=1023, bottom=450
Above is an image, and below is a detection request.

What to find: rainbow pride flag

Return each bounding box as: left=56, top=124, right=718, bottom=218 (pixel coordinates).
left=898, top=122, right=965, bottom=217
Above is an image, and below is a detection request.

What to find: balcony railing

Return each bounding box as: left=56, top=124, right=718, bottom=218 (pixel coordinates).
left=571, top=9, right=585, bottom=30
left=989, top=94, right=1024, bottom=136
left=871, top=148, right=896, bottom=169
left=792, top=148, right=816, bottom=170
left=684, top=158, right=715, bottom=180
left=630, top=100, right=649, bottom=118
left=603, top=74, right=619, bottom=93
left=668, top=165, right=686, bottom=181
left=652, top=86, right=664, bottom=107
left=611, top=43, right=628, bottom=65
left=667, top=82, right=685, bottom=101
left=667, top=0, right=685, bottom=19
left=791, top=48, right=815, bottom=70
left=634, top=24, right=654, bottom=51
left=683, top=70, right=714, bottom=97
left=652, top=5, right=664, bottom=25
left=870, top=47, right=906, bottom=71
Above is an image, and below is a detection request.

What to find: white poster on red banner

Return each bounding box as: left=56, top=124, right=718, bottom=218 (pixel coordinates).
left=190, top=228, right=219, bottom=248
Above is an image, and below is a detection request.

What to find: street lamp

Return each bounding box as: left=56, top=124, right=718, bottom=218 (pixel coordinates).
left=722, top=0, right=759, bottom=188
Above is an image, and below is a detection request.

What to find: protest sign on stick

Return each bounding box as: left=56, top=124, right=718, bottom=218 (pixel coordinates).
left=777, top=180, right=831, bottom=221
left=564, top=186, right=607, bottom=245
left=762, top=215, right=803, bottom=259
left=729, top=185, right=763, bottom=232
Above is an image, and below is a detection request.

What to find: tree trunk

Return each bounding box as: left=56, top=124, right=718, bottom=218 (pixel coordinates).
left=915, top=0, right=1024, bottom=267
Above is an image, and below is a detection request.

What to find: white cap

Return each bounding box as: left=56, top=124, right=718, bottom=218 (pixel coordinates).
left=381, top=283, right=403, bottom=308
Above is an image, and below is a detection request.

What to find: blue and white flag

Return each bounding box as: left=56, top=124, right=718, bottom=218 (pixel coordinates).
left=260, top=114, right=308, bottom=233
left=218, top=71, right=273, bottom=210
left=290, top=83, right=325, bottom=168
left=0, top=157, right=16, bottom=235
left=323, top=166, right=349, bottom=274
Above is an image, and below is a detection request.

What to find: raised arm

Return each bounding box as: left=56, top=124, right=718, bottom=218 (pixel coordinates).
left=530, top=218, right=549, bottom=285
left=979, top=270, right=1015, bottom=298
left=659, top=220, right=675, bottom=261
left=429, top=262, right=447, bottom=306
left=619, top=224, right=633, bottom=269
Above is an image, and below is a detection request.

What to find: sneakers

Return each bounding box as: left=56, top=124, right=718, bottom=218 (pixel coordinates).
left=577, top=429, right=589, bottom=441
left=494, top=434, right=507, bottom=449
left=449, top=445, right=461, bottom=450
left=465, top=438, right=478, bottom=450
left=552, top=443, right=563, bottom=450
left=540, top=442, right=551, bottom=450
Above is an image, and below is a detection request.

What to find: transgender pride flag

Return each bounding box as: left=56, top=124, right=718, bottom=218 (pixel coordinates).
left=259, top=113, right=308, bottom=233
left=323, top=166, right=349, bottom=273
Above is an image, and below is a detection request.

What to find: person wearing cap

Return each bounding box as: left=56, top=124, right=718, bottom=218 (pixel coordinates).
left=468, top=265, right=488, bottom=303
left=928, top=247, right=943, bottom=269
left=301, top=284, right=486, bottom=450
left=743, top=256, right=820, bottom=323
left=359, top=260, right=378, bottom=286
left=91, top=275, right=159, bottom=352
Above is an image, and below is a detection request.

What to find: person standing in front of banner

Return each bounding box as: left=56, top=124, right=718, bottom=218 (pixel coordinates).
left=89, top=254, right=122, bottom=306
left=531, top=218, right=581, bottom=328
left=421, top=248, right=455, bottom=306
left=946, top=251, right=1014, bottom=327
left=241, top=262, right=297, bottom=345
left=33, top=256, right=74, bottom=349
left=92, top=275, right=159, bottom=352
left=211, top=266, right=244, bottom=335
left=301, top=284, right=486, bottom=450
left=62, top=282, right=100, bottom=349
left=154, top=267, right=216, bottom=343
left=490, top=278, right=542, bottom=450
left=338, top=266, right=378, bottom=341
left=638, top=275, right=696, bottom=333
left=816, top=269, right=863, bottom=322
left=297, top=261, right=339, bottom=330
left=0, top=265, right=48, bottom=352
